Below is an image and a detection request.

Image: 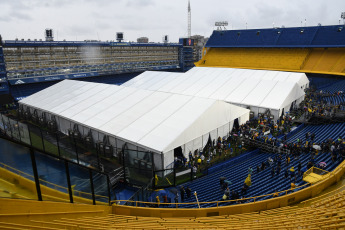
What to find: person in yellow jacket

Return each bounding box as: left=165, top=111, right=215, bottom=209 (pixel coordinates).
left=291, top=182, right=296, bottom=191
left=156, top=196, right=160, bottom=207
left=290, top=166, right=296, bottom=181
left=155, top=174, right=158, bottom=186
left=273, top=190, right=279, bottom=198
left=244, top=174, right=252, bottom=187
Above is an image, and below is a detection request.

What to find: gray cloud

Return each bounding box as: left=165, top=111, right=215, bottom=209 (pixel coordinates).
left=126, top=0, right=155, bottom=8
left=0, top=0, right=344, bottom=42
left=10, top=11, right=33, bottom=21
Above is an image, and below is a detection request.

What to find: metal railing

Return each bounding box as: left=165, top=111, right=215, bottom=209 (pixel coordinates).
left=242, top=137, right=290, bottom=155
left=112, top=183, right=311, bottom=208
left=124, top=177, right=154, bottom=206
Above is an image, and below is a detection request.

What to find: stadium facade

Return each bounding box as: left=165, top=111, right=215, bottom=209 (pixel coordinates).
left=0, top=38, right=197, bottom=101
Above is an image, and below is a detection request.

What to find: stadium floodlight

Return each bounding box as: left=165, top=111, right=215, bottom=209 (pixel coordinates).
left=45, top=28, right=54, bottom=41
left=215, top=21, right=228, bottom=27
left=162, top=35, right=169, bottom=43
left=215, top=21, right=228, bottom=30
left=116, top=32, right=124, bottom=42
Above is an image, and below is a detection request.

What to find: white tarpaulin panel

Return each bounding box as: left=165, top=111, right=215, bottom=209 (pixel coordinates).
left=123, top=67, right=308, bottom=117
left=260, top=81, right=304, bottom=110
left=20, top=80, right=249, bottom=159
left=241, top=80, right=277, bottom=107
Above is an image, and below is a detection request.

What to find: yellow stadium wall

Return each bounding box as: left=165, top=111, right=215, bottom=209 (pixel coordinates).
left=0, top=198, right=112, bottom=225
left=195, top=47, right=345, bottom=76
left=113, top=160, right=345, bottom=218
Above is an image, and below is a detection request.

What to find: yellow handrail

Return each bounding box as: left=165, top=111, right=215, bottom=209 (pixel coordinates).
left=0, top=162, right=108, bottom=200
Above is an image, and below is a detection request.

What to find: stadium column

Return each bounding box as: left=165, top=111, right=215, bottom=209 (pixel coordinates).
left=39, top=129, right=45, bottom=151
left=106, top=175, right=111, bottom=205
left=65, top=160, right=74, bottom=203
left=89, top=169, right=96, bottom=205
left=30, top=148, right=42, bottom=201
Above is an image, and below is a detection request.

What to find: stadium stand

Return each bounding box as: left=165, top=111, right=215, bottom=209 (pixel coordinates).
left=1, top=183, right=345, bottom=229
left=162, top=132, right=342, bottom=208
left=317, top=79, right=345, bottom=105
left=1, top=24, right=345, bottom=229
left=197, top=47, right=309, bottom=70
left=286, top=123, right=345, bottom=143
left=204, top=25, right=345, bottom=48
left=196, top=25, right=345, bottom=76
left=197, top=47, right=345, bottom=76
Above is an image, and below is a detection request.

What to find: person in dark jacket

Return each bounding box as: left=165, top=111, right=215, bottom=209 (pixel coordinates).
left=186, top=187, right=192, bottom=198
left=180, top=186, right=185, bottom=202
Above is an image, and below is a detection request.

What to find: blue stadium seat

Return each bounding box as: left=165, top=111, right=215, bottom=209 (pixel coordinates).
left=147, top=122, right=345, bottom=208
left=206, top=25, right=345, bottom=48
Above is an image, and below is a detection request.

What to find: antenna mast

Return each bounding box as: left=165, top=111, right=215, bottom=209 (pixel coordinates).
left=188, top=0, right=191, bottom=38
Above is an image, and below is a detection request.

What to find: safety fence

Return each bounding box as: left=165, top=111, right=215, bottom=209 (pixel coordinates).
left=0, top=162, right=109, bottom=203
left=242, top=137, right=290, bottom=155
left=0, top=128, right=113, bottom=205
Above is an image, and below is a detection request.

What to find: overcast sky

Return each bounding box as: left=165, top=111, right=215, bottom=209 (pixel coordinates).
left=0, top=0, right=344, bottom=43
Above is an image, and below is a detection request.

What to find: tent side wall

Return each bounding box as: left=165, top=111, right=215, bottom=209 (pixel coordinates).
left=19, top=102, right=165, bottom=171
left=162, top=102, right=250, bottom=165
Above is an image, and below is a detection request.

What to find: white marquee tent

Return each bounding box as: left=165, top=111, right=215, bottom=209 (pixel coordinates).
left=19, top=80, right=249, bottom=169
left=122, top=67, right=309, bottom=118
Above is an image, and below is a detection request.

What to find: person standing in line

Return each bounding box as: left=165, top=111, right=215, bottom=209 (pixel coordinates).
left=290, top=166, right=296, bottom=181
left=248, top=167, right=253, bottom=175
left=180, top=186, right=185, bottom=202
left=193, top=165, right=197, bottom=178
left=186, top=187, right=192, bottom=198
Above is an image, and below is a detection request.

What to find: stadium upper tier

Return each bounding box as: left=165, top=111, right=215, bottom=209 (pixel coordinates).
left=206, top=25, right=345, bottom=48
left=196, top=25, right=345, bottom=76
left=0, top=41, right=184, bottom=85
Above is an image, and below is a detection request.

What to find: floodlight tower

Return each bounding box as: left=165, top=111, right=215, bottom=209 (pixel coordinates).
left=188, top=0, right=191, bottom=38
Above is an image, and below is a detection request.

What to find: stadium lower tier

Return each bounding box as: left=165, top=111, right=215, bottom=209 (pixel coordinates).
left=195, top=47, right=345, bottom=76
left=140, top=122, right=345, bottom=208
left=1, top=166, right=345, bottom=229
left=158, top=149, right=341, bottom=209
left=286, top=123, right=345, bottom=143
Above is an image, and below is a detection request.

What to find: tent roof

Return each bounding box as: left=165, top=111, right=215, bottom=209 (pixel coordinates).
left=122, top=67, right=308, bottom=111
left=20, top=80, right=249, bottom=154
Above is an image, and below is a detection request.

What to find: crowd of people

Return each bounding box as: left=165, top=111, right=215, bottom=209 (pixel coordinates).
left=303, top=88, right=345, bottom=118
left=170, top=119, right=345, bottom=205
left=164, top=85, right=345, bottom=206
left=173, top=135, right=243, bottom=177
